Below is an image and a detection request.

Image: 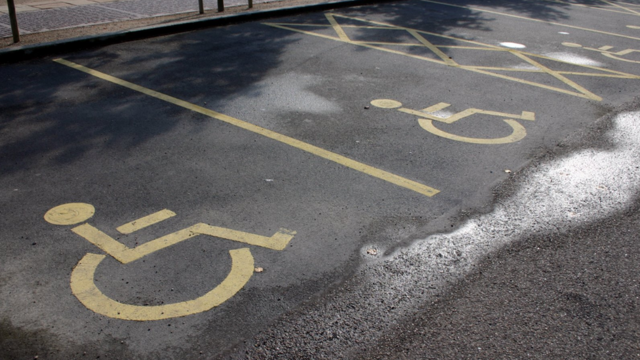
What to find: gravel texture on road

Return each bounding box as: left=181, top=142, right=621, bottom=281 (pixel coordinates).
left=226, top=98, right=640, bottom=359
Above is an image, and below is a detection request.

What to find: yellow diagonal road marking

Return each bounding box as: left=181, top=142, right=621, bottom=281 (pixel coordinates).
left=422, top=0, right=640, bottom=42
left=54, top=58, right=439, bottom=197
left=510, top=51, right=601, bottom=101
left=599, top=0, right=640, bottom=16
left=266, top=15, right=640, bottom=101
left=407, top=29, right=458, bottom=66
left=546, top=0, right=640, bottom=16
left=326, top=13, right=350, bottom=41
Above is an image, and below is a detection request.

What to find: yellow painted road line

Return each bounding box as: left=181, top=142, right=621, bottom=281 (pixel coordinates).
left=510, top=51, right=602, bottom=101
left=557, top=72, right=640, bottom=78
left=463, top=66, right=598, bottom=100
left=438, top=46, right=506, bottom=51
left=545, top=0, right=636, bottom=16
left=351, top=42, right=427, bottom=46
left=422, top=0, right=640, bottom=42
left=334, top=14, right=501, bottom=49
left=468, top=66, right=544, bottom=73
left=520, top=52, right=640, bottom=78
left=326, top=13, right=350, bottom=42
left=599, top=0, right=640, bottom=16
left=265, top=22, right=393, bottom=30
left=54, top=58, right=439, bottom=197
left=266, top=15, right=640, bottom=101
left=116, top=209, right=176, bottom=234
left=407, top=29, right=458, bottom=66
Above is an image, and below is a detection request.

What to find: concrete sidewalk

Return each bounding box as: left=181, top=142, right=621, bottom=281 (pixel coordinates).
left=0, top=0, right=285, bottom=38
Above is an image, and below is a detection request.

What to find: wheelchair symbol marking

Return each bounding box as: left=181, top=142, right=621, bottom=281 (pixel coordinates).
left=370, top=99, right=535, bottom=145
left=116, top=209, right=176, bottom=234
left=45, top=203, right=296, bottom=321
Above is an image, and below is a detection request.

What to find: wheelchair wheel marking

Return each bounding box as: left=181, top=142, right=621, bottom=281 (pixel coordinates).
left=418, top=118, right=528, bottom=145
left=70, top=249, right=253, bottom=321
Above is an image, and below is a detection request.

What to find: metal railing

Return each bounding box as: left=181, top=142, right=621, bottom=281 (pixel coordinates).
left=5, top=0, right=254, bottom=44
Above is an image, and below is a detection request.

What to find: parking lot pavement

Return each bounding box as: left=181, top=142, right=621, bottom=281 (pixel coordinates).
left=1, top=0, right=640, bottom=358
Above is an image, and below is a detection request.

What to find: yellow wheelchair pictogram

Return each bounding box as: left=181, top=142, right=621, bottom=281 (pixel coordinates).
left=44, top=203, right=296, bottom=321
left=563, top=42, right=640, bottom=64
left=371, top=99, right=535, bottom=145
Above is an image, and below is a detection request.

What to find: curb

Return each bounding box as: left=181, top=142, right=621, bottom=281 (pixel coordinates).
left=0, top=0, right=376, bottom=62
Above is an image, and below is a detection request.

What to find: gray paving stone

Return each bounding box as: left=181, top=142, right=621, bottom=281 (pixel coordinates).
left=1, top=5, right=136, bottom=32
left=0, top=0, right=284, bottom=37
left=0, top=22, right=12, bottom=38
left=101, top=0, right=215, bottom=16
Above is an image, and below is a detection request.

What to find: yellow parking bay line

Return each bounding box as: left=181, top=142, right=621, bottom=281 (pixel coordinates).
left=54, top=58, right=439, bottom=198
left=422, top=0, right=640, bottom=42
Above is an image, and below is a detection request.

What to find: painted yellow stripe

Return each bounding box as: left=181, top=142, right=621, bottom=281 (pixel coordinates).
left=116, top=209, right=176, bottom=234
left=325, top=13, right=350, bottom=42
left=54, top=58, right=439, bottom=197
left=509, top=51, right=601, bottom=101
left=463, top=66, right=596, bottom=100
left=333, top=14, right=503, bottom=49
left=265, top=23, right=608, bottom=100
left=599, top=0, right=640, bottom=16
left=545, top=0, right=636, bottom=15
left=438, top=46, right=506, bottom=51
left=266, top=22, right=394, bottom=30
left=329, top=14, right=640, bottom=78
left=522, top=52, right=640, bottom=78
left=407, top=29, right=458, bottom=66
left=421, top=0, right=640, bottom=41
left=613, top=49, right=637, bottom=55
left=468, top=66, right=543, bottom=73
left=557, top=72, right=640, bottom=78
left=267, top=17, right=639, bottom=100
left=352, top=42, right=427, bottom=46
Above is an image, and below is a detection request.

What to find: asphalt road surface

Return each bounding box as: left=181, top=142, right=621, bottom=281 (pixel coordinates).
left=1, top=0, right=640, bottom=358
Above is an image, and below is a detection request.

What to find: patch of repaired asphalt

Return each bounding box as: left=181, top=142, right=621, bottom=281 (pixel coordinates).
left=225, top=99, right=640, bottom=359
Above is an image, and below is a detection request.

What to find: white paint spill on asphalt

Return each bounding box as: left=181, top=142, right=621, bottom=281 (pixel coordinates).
left=543, top=52, right=605, bottom=67
left=510, top=63, right=539, bottom=70
left=430, top=110, right=455, bottom=118
left=241, top=110, right=640, bottom=358
left=356, top=110, right=640, bottom=353
left=500, top=42, right=526, bottom=49
left=559, top=32, right=570, bottom=34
